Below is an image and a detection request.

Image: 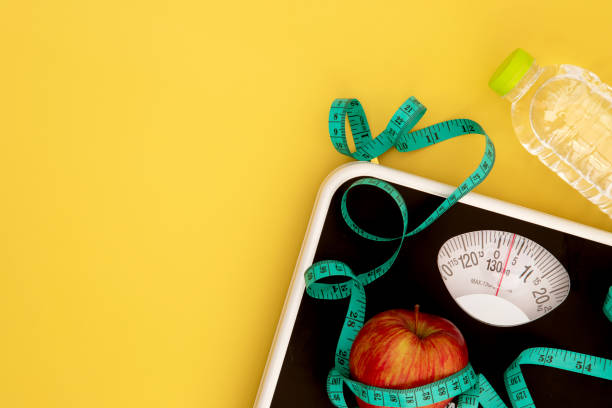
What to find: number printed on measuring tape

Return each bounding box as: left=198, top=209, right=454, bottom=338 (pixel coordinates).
left=306, top=97, right=612, bottom=408
left=504, top=347, right=612, bottom=408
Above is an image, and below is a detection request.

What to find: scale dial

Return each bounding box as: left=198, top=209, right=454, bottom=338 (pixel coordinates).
left=437, top=230, right=570, bottom=326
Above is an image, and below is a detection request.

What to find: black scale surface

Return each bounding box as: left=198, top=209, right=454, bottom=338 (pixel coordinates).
left=271, top=177, right=612, bottom=407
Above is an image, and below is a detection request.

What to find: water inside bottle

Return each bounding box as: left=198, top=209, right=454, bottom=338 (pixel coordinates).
left=511, top=64, right=612, bottom=215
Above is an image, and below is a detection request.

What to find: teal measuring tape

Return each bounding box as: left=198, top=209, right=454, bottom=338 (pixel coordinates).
left=504, top=347, right=612, bottom=408
left=305, top=97, right=612, bottom=407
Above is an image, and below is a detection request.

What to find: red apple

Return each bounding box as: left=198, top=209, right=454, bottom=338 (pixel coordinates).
left=349, top=306, right=468, bottom=408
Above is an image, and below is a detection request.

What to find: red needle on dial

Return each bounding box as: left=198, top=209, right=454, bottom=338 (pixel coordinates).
left=495, top=233, right=516, bottom=296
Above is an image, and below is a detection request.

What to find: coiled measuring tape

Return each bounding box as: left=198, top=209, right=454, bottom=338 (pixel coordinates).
left=305, top=97, right=612, bottom=407
left=605, top=286, right=612, bottom=322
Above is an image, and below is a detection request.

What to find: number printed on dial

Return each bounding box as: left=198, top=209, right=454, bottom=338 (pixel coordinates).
left=437, top=230, right=570, bottom=326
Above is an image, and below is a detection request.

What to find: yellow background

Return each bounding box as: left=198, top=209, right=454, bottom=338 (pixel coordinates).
left=1, top=1, right=611, bottom=407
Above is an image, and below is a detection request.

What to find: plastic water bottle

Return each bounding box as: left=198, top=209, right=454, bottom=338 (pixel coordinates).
left=489, top=49, right=612, bottom=216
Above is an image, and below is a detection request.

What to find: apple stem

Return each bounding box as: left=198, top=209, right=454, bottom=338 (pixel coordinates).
left=414, top=304, right=420, bottom=334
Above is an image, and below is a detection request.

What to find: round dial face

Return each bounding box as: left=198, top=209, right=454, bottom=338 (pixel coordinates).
left=437, top=230, right=570, bottom=326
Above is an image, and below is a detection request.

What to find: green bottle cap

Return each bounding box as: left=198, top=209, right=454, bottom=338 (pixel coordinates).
left=489, top=49, right=535, bottom=96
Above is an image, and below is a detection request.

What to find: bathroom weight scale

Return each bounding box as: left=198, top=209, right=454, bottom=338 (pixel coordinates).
left=254, top=162, right=612, bottom=408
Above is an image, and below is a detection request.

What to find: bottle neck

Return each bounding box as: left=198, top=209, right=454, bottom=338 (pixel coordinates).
left=503, top=62, right=542, bottom=103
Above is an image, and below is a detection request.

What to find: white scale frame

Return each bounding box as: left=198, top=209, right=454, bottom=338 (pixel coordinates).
left=253, top=162, right=612, bottom=407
